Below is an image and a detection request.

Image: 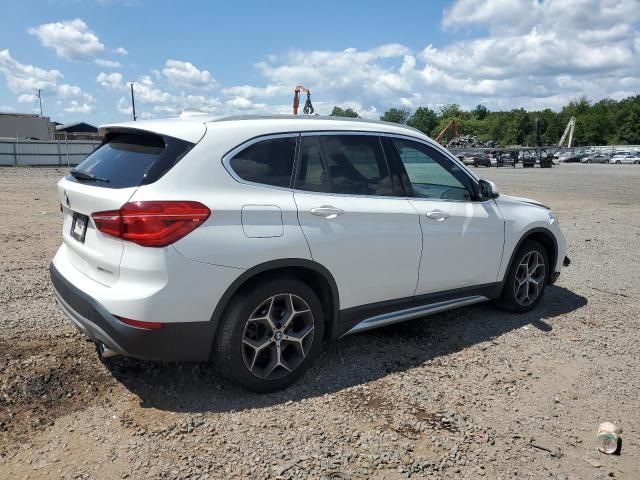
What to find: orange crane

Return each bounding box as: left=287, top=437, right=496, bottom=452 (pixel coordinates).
left=293, top=85, right=314, bottom=115
left=435, top=120, right=459, bottom=144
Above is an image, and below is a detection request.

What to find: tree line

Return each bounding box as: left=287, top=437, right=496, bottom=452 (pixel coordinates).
left=329, top=95, right=640, bottom=146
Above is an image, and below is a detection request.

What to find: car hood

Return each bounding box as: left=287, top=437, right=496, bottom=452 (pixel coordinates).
left=497, top=194, right=550, bottom=210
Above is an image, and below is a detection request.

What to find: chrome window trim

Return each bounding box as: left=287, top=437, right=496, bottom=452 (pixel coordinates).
left=221, top=130, right=486, bottom=204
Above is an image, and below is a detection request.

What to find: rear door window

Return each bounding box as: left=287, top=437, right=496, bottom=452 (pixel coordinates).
left=295, top=134, right=394, bottom=196
left=319, top=135, right=394, bottom=196
left=229, top=136, right=297, bottom=188
left=68, top=132, right=193, bottom=189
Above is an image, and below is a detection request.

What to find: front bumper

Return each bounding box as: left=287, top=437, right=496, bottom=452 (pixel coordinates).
left=50, top=263, right=215, bottom=361
left=549, top=256, right=570, bottom=284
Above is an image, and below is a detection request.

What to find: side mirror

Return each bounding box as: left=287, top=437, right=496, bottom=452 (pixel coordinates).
left=479, top=179, right=499, bottom=199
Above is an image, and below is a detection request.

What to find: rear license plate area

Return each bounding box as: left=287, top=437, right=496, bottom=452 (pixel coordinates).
left=70, top=212, right=89, bottom=243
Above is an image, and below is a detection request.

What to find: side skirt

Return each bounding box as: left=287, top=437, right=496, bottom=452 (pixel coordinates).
left=334, top=282, right=502, bottom=339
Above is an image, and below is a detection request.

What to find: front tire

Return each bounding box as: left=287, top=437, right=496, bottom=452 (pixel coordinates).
left=213, top=278, right=324, bottom=392
left=495, top=240, right=549, bottom=313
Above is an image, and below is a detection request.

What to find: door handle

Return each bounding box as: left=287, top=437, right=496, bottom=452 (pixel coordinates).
left=310, top=205, right=345, bottom=219
left=425, top=210, right=450, bottom=221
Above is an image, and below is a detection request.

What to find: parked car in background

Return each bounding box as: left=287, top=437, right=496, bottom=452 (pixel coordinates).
left=50, top=115, right=569, bottom=392
left=561, top=153, right=588, bottom=163
left=611, top=154, right=640, bottom=164
left=464, top=153, right=493, bottom=167
left=581, top=154, right=610, bottom=164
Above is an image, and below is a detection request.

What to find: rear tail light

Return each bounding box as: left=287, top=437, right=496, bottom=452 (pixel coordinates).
left=92, top=201, right=210, bottom=247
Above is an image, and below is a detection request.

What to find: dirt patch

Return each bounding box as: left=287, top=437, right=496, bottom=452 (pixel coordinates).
left=343, top=387, right=459, bottom=439
left=0, top=334, right=115, bottom=456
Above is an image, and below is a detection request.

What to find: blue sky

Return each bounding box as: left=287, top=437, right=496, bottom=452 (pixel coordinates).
left=1, top=0, right=639, bottom=124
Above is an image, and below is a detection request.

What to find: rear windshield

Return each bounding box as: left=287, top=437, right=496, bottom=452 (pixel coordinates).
left=67, top=132, right=193, bottom=189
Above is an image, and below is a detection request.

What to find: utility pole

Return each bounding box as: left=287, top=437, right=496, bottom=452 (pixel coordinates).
left=37, top=89, right=43, bottom=117
left=130, top=83, right=137, bottom=121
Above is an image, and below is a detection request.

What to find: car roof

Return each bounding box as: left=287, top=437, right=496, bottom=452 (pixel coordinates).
left=100, top=114, right=428, bottom=144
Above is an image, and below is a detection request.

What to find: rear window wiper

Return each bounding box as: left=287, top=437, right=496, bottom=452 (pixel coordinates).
left=70, top=169, right=110, bottom=183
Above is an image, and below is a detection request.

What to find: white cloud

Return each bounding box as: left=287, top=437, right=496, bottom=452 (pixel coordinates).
left=94, top=59, right=121, bottom=68
left=408, top=0, right=640, bottom=110
left=0, top=49, right=97, bottom=116
left=114, top=47, right=128, bottom=56
left=28, top=18, right=104, bottom=60
left=254, top=44, right=418, bottom=112
left=161, top=59, right=216, bottom=89
left=63, top=100, right=93, bottom=114
left=57, top=83, right=95, bottom=103
left=117, top=97, right=132, bottom=115
left=134, top=75, right=176, bottom=103
left=0, top=49, right=63, bottom=94
left=442, top=0, right=541, bottom=32
left=0, top=105, right=16, bottom=112
left=17, top=93, right=38, bottom=103
left=56, top=83, right=96, bottom=114
left=225, top=96, right=266, bottom=110
left=97, top=71, right=124, bottom=89
left=221, top=84, right=287, bottom=98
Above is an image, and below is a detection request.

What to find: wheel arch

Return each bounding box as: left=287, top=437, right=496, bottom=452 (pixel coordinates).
left=209, top=259, right=340, bottom=347
left=504, top=228, right=558, bottom=285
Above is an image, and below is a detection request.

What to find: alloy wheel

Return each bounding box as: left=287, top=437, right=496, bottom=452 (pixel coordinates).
left=241, top=293, right=315, bottom=380
left=514, top=251, right=546, bottom=306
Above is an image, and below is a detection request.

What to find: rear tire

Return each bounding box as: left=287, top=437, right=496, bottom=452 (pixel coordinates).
left=495, top=240, right=549, bottom=313
left=213, top=278, right=324, bottom=392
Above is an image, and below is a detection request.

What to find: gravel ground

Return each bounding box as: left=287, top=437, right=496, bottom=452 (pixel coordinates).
left=0, top=164, right=638, bottom=479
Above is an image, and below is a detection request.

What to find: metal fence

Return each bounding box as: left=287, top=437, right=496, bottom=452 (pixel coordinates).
left=0, top=139, right=100, bottom=167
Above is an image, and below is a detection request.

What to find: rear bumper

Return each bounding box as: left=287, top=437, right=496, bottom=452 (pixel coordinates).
left=50, top=263, right=214, bottom=361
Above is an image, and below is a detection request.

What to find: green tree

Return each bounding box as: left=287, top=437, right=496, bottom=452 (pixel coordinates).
left=372, top=94, right=639, bottom=146
left=617, top=96, right=640, bottom=144
left=504, top=109, right=531, bottom=145
left=439, top=103, right=464, bottom=119
left=380, top=107, right=410, bottom=124
left=407, top=107, right=438, bottom=135
left=330, top=106, right=359, bottom=118
left=472, top=104, right=489, bottom=120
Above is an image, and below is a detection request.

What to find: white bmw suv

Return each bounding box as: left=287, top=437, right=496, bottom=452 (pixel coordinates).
left=50, top=115, right=569, bottom=392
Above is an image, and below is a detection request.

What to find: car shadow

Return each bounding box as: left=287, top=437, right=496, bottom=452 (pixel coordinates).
left=106, top=285, right=587, bottom=413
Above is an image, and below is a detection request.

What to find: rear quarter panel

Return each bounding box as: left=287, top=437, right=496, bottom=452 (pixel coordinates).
left=129, top=123, right=312, bottom=269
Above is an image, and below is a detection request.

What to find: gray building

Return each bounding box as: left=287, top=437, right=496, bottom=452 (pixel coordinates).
left=0, top=113, right=54, bottom=140
left=55, top=121, right=101, bottom=141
